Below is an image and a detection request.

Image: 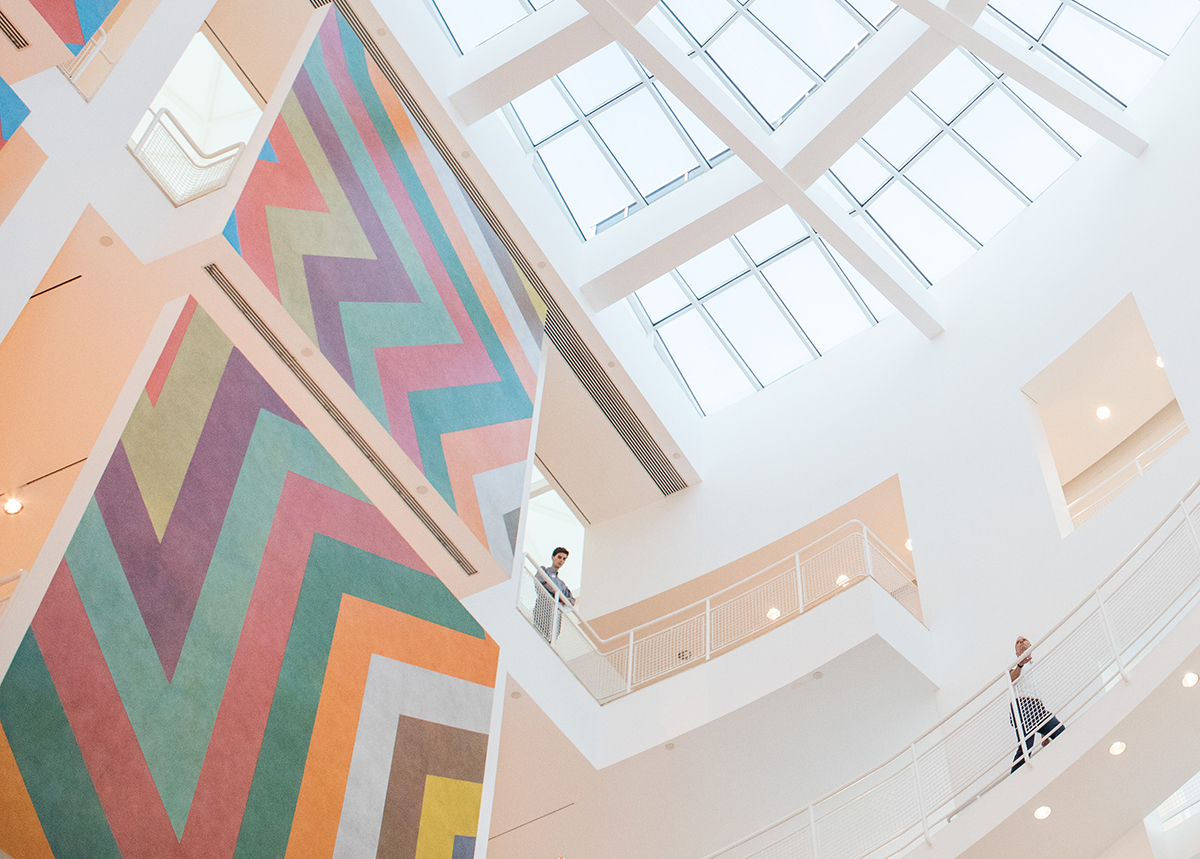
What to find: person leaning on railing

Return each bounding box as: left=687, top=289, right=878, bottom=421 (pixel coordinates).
left=1009, top=635, right=1065, bottom=771
left=534, top=547, right=575, bottom=642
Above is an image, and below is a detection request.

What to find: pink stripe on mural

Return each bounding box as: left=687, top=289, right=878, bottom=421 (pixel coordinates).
left=146, top=297, right=198, bottom=406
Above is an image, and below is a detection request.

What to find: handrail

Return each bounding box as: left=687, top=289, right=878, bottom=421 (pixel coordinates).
left=518, top=521, right=921, bottom=702
left=59, top=26, right=109, bottom=84
left=129, top=108, right=246, bottom=206
left=1068, top=421, right=1187, bottom=526
left=702, top=473, right=1200, bottom=859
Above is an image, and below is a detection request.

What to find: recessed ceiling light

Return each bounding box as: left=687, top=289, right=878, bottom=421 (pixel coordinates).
left=1183, top=672, right=1198, bottom=688
left=3, top=498, right=22, bottom=515
left=836, top=574, right=850, bottom=587
left=1097, top=406, right=1111, bottom=419
left=1157, top=356, right=1165, bottom=368
left=1109, top=741, right=1126, bottom=756
left=904, top=538, right=912, bottom=551
left=766, top=607, right=781, bottom=620
left=1034, top=806, right=1052, bottom=820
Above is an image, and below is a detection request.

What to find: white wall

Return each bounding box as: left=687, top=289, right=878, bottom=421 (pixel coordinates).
left=578, top=20, right=1200, bottom=717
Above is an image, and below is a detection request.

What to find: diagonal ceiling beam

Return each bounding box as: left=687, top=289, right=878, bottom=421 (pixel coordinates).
left=573, top=0, right=944, bottom=338
left=892, top=0, right=1147, bottom=155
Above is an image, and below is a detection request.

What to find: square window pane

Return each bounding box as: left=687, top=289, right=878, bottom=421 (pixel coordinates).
left=655, top=82, right=730, bottom=161
left=955, top=87, right=1075, bottom=198
left=867, top=182, right=975, bottom=282
left=1044, top=7, right=1163, bottom=103
left=830, top=143, right=892, bottom=203
left=735, top=206, right=808, bottom=263
left=431, top=0, right=528, bottom=51
left=636, top=274, right=691, bottom=322
left=862, top=96, right=941, bottom=168
left=677, top=240, right=751, bottom=295
left=988, top=0, right=1062, bottom=38
left=558, top=43, right=643, bottom=113
left=762, top=243, right=871, bottom=353
left=1003, top=78, right=1099, bottom=154
left=707, top=16, right=817, bottom=126
left=750, top=0, right=867, bottom=78
left=912, top=49, right=992, bottom=122
left=657, top=311, right=756, bottom=413
left=906, top=136, right=1025, bottom=242
left=537, top=127, right=637, bottom=237
left=510, top=80, right=576, bottom=145
left=662, top=0, right=738, bottom=43
left=591, top=89, right=700, bottom=197
left=705, top=277, right=812, bottom=383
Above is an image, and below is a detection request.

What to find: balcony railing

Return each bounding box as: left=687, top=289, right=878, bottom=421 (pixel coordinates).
left=703, top=475, right=1200, bottom=859
left=128, top=108, right=245, bottom=206
left=518, top=521, right=921, bottom=704
left=58, top=26, right=111, bottom=96
left=1068, top=421, right=1188, bottom=527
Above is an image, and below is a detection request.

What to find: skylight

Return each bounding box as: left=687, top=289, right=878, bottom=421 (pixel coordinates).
left=628, top=207, right=893, bottom=414
left=820, top=47, right=1096, bottom=284
left=503, top=42, right=732, bottom=239
left=426, top=0, right=553, bottom=54
left=985, top=0, right=1200, bottom=107
left=650, top=0, right=897, bottom=130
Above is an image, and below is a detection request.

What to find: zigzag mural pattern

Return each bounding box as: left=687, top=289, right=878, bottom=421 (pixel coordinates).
left=0, top=300, right=499, bottom=858
left=228, top=8, right=545, bottom=573
left=28, top=0, right=118, bottom=52
left=0, top=74, right=30, bottom=151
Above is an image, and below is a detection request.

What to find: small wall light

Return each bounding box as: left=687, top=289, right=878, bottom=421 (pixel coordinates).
left=836, top=574, right=850, bottom=587
left=766, top=607, right=781, bottom=621
left=2, top=498, right=22, bottom=515
left=1158, top=356, right=1165, bottom=368
left=904, top=538, right=912, bottom=551
left=1034, top=806, right=1052, bottom=820
left=1183, top=672, right=1198, bottom=688
left=1096, top=406, right=1111, bottom=419
left=1109, top=741, right=1126, bottom=756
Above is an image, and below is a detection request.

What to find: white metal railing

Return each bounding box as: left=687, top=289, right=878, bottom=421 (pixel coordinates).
left=58, top=26, right=110, bottom=85
left=702, top=476, right=1200, bottom=859
left=1158, top=766, right=1200, bottom=830
left=129, top=108, right=245, bottom=206
left=0, top=570, right=26, bottom=621
left=517, top=521, right=921, bottom=704
left=1069, top=422, right=1188, bottom=527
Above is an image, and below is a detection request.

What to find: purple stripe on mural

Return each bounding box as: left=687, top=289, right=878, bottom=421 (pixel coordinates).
left=94, top=349, right=298, bottom=680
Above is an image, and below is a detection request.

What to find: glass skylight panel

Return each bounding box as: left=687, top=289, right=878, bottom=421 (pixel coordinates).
left=904, top=137, right=1025, bottom=243
left=427, top=0, right=554, bottom=53
left=829, top=145, right=890, bottom=203
left=985, top=1, right=1200, bottom=107
left=705, top=279, right=813, bottom=384
left=655, top=0, right=895, bottom=131
left=911, top=49, right=992, bottom=122
left=1002, top=78, right=1098, bottom=154
left=862, top=98, right=939, bottom=168
left=868, top=183, right=976, bottom=282
left=627, top=207, right=890, bottom=415
left=502, top=44, right=730, bottom=238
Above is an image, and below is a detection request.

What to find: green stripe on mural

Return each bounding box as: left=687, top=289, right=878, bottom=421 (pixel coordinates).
left=0, top=632, right=122, bottom=859
left=233, top=534, right=483, bottom=858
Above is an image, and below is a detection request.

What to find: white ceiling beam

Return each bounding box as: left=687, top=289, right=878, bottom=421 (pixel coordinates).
left=449, top=2, right=612, bottom=124
left=892, top=0, right=1148, bottom=155
left=573, top=0, right=944, bottom=338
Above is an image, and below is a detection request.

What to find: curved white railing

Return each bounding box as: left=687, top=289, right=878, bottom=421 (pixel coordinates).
left=129, top=108, right=245, bottom=205
left=518, top=521, right=921, bottom=704
left=59, top=26, right=110, bottom=86
left=702, top=476, right=1200, bottom=859
left=1069, top=421, right=1188, bottom=527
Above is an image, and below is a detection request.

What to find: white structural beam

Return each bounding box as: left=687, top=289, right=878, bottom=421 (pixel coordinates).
left=892, top=0, right=1148, bottom=156
left=449, top=2, right=612, bottom=124
left=574, top=0, right=944, bottom=338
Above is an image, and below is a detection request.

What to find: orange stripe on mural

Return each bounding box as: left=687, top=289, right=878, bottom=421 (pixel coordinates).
left=366, top=61, right=539, bottom=404
left=0, top=721, right=54, bottom=859
left=283, top=595, right=497, bottom=859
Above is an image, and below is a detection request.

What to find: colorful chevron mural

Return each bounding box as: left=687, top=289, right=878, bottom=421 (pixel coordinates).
left=227, top=8, right=545, bottom=574
left=0, top=75, right=30, bottom=152
left=29, top=0, right=118, bottom=52
left=0, top=300, right=499, bottom=859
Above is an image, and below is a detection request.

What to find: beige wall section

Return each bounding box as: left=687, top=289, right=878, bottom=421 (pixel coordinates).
left=0, top=206, right=197, bottom=576
left=1064, top=400, right=1187, bottom=506
left=0, top=0, right=72, bottom=82
left=587, top=474, right=913, bottom=638
left=0, top=130, right=46, bottom=224
left=205, top=0, right=321, bottom=103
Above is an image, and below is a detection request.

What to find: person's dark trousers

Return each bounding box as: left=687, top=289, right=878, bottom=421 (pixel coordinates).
left=1010, top=697, right=1065, bottom=772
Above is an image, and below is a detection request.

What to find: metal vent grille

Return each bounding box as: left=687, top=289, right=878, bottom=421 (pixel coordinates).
left=0, top=11, right=29, bottom=49
left=310, top=0, right=333, bottom=7
left=330, top=0, right=688, bottom=496
left=204, top=264, right=480, bottom=577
